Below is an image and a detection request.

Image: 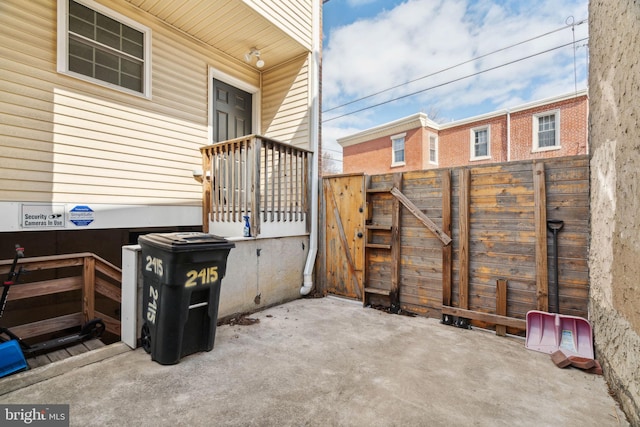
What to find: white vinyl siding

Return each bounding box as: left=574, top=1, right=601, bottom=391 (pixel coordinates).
left=0, top=0, right=263, bottom=206
left=244, top=0, right=313, bottom=50
left=261, top=55, right=310, bottom=149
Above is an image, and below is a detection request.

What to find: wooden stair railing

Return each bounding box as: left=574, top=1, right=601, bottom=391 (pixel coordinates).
left=0, top=253, right=122, bottom=340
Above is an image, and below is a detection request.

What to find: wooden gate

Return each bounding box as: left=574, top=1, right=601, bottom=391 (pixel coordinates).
left=323, top=174, right=365, bottom=299
left=320, top=156, right=590, bottom=335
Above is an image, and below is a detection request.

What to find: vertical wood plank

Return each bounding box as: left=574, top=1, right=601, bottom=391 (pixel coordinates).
left=213, top=148, right=219, bottom=222
left=288, top=146, right=293, bottom=221
left=354, top=175, right=366, bottom=299
left=459, top=169, right=470, bottom=310
left=363, top=175, right=371, bottom=306
left=277, top=145, right=282, bottom=222
left=496, top=279, right=507, bottom=336
left=318, top=176, right=327, bottom=296
left=223, top=147, right=228, bottom=222
left=441, top=169, right=452, bottom=307
left=201, top=148, right=211, bottom=233
left=83, top=256, right=96, bottom=323
left=304, top=152, right=310, bottom=231
left=253, top=137, right=262, bottom=235
left=294, top=152, right=298, bottom=222
left=243, top=138, right=248, bottom=218
left=390, top=172, right=402, bottom=311
left=270, top=143, right=275, bottom=222
left=284, top=146, right=288, bottom=221
left=533, top=161, right=549, bottom=312
left=216, top=146, right=222, bottom=222
left=230, top=142, right=236, bottom=222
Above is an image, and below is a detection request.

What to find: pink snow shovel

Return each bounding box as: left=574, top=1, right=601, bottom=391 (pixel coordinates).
left=525, top=310, right=594, bottom=359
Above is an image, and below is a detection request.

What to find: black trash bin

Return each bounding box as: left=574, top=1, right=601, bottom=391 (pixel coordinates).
left=138, top=232, right=234, bottom=365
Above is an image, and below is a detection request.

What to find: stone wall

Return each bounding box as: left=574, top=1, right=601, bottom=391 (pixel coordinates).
left=588, top=1, right=640, bottom=424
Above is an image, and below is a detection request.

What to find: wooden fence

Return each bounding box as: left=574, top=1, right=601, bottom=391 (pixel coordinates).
left=321, top=155, right=589, bottom=333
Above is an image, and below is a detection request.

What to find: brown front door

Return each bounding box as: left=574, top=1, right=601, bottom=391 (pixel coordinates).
left=323, top=175, right=365, bottom=300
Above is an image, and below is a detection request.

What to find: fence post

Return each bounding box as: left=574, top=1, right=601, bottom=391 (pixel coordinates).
left=533, top=161, right=549, bottom=312
left=253, top=137, right=262, bottom=236
left=202, top=148, right=211, bottom=233
left=441, top=169, right=453, bottom=323
left=83, top=256, right=96, bottom=323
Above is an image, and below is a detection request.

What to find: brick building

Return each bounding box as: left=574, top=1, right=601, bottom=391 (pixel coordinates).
left=338, top=90, right=588, bottom=174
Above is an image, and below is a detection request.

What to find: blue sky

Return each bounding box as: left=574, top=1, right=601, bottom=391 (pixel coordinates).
left=321, top=0, right=589, bottom=169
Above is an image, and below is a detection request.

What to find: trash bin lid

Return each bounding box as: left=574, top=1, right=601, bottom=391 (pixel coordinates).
left=138, top=232, right=235, bottom=252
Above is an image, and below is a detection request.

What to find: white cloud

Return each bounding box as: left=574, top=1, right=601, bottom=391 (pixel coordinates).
left=322, top=0, right=589, bottom=158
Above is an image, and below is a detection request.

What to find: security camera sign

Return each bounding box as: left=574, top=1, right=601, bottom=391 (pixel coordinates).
left=69, top=205, right=94, bottom=227
left=21, top=204, right=66, bottom=228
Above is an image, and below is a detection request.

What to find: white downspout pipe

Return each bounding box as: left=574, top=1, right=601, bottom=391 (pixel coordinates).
left=301, top=0, right=321, bottom=295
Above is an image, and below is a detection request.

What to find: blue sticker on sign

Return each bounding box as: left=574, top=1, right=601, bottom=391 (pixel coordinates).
left=69, top=205, right=94, bottom=226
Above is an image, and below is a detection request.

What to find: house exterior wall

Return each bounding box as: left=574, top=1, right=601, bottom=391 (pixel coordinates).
left=0, top=0, right=312, bottom=233
left=244, top=0, right=313, bottom=50
left=342, top=127, right=428, bottom=174
left=509, top=96, right=588, bottom=161
left=438, top=115, right=508, bottom=166
left=588, top=0, right=640, bottom=424
left=262, top=56, right=311, bottom=148
left=340, top=93, right=587, bottom=173
left=219, top=236, right=309, bottom=318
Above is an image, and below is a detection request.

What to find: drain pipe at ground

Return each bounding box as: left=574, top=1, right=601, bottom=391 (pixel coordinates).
left=301, top=0, right=321, bottom=296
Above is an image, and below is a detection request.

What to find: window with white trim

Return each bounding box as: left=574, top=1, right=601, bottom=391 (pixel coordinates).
left=391, top=133, right=406, bottom=166
left=429, top=134, right=438, bottom=165
left=533, top=111, right=560, bottom=151
left=58, top=0, right=152, bottom=97
left=471, top=126, right=490, bottom=160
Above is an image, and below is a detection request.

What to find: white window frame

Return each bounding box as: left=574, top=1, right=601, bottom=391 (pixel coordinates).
left=428, top=133, right=438, bottom=165
left=533, top=110, right=561, bottom=152
left=57, top=0, right=152, bottom=98
left=391, top=132, right=406, bottom=167
left=470, top=126, right=491, bottom=161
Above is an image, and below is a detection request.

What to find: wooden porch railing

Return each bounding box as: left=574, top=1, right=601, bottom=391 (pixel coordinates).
left=200, top=135, right=311, bottom=236
left=0, top=253, right=122, bottom=340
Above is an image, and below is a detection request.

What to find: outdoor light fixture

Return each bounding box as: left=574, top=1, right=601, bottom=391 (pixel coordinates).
left=244, top=47, right=265, bottom=68
left=192, top=169, right=210, bottom=183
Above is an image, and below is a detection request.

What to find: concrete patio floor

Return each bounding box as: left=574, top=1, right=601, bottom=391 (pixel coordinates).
left=0, top=296, right=629, bottom=426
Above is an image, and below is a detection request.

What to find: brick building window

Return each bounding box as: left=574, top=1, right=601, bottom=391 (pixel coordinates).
left=391, top=133, right=406, bottom=166
left=471, top=126, right=490, bottom=160
left=429, top=134, right=438, bottom=164
left=533, top=111, right=560, bottom=151
left=58, top=0, right=152, bottom=97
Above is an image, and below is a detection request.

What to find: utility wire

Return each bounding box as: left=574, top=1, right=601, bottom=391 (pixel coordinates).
left=322, top=147, right=343, bottom=154
left=323, top=18, right=588, bottom=114
left=322, top=37, right=588, bottom=123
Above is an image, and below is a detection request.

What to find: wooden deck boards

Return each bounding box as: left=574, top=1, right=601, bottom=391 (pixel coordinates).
left=26, top=339, right=105, bottom=369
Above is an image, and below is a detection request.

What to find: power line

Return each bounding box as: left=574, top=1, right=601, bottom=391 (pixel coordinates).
left=321, top=147, right=343, bottom=154
left=322, top=37, right=588, bottom=123
left=323, top=18, right=588, bottom=115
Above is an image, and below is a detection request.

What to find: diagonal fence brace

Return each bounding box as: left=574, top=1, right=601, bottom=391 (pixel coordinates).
left=390, top=187, right=452, bottom=246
